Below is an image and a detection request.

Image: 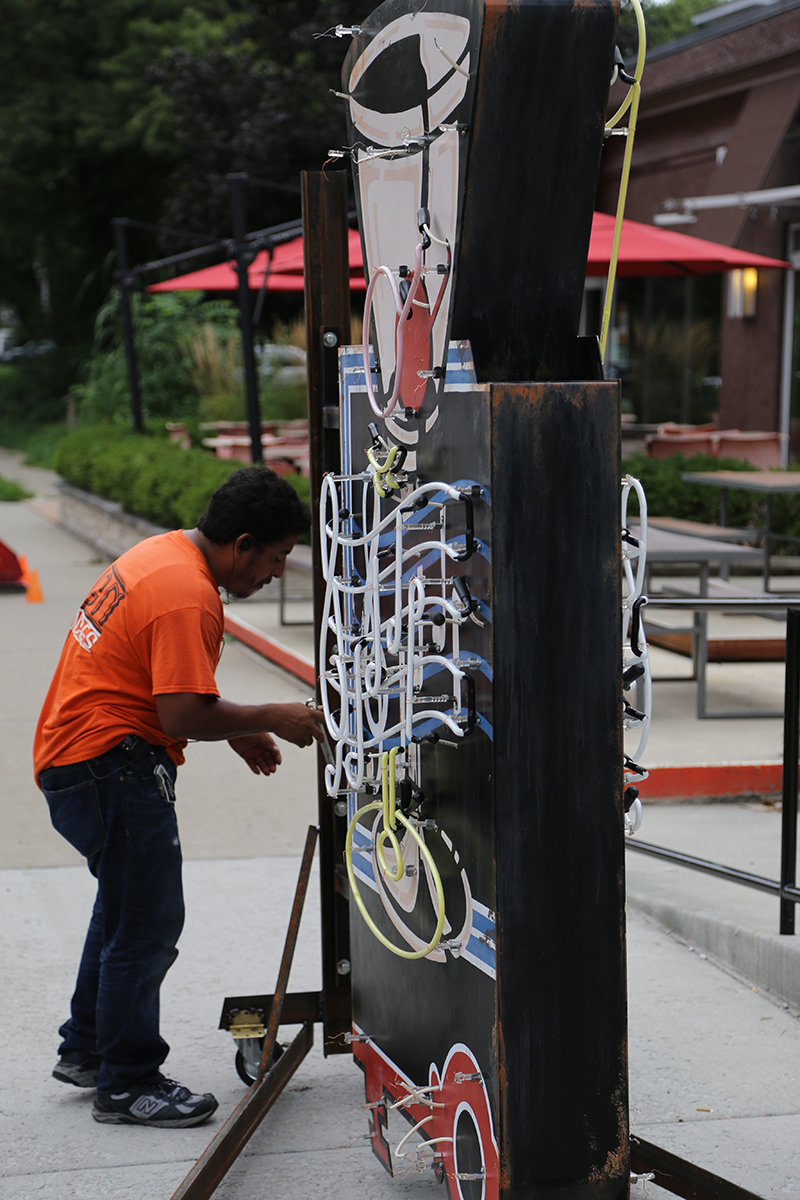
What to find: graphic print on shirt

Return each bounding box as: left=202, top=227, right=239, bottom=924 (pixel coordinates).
left=70, top=565, right=127, bottom=652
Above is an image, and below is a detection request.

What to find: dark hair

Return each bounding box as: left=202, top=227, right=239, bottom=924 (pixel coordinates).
left=196, top=466, right=311, bottom=546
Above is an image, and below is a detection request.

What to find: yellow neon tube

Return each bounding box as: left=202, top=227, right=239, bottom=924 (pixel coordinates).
left=377, top=749, right=403, bottom=882
left=605, top=0, right=646, bottom=132
left=367, top=444, right=400, bottom=499
left=600, top=0, right=646, bottom=364
left=345, top=799, right=447, bottom=960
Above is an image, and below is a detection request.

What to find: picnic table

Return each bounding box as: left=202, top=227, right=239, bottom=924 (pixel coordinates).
left=682, top=470, right=800, bottom=590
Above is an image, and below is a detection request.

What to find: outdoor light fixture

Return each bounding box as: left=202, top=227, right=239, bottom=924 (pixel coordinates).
left=728, top=267, right=758, bottom=319
left=652, top=210, right=697, bottom=226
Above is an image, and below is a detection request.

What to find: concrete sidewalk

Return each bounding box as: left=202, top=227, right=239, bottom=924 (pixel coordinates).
left=1, top=448, right=799, bottom=1199
left=2, top=859, right=799, bottom=1200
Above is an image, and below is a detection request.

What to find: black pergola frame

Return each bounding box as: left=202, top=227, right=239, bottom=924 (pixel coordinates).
left=112, top=171, right=306, bottom=462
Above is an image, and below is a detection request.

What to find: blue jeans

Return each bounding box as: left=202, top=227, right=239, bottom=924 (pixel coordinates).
left=40, top=738, right=183, bottom=1092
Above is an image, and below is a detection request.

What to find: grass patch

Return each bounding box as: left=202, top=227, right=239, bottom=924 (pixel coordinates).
left=0, top=474, right=32, bottom=501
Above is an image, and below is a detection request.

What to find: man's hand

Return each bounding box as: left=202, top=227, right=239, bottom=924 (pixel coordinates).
left=228, top=733, right=282, bottom=776
left=270, top=703, right=327, bottom=748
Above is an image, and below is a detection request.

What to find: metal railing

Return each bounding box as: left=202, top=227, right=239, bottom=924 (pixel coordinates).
left=627, top=598, right=800, bottom=935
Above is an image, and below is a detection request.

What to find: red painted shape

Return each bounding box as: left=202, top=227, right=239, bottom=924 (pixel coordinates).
left=353, top=1032, right=499, bottom=1200
left=222, top=612, right=316, bottom=687
left=398, top=277, right=433, bottom=411
left=0, top=539, right=23, bottom=587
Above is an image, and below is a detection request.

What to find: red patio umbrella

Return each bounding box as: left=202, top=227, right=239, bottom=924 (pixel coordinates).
left=147, top=229, right=365, bottom=293
left=586, top=211, right=789, bottom=277
left=146, top=216, right=788, bottom=294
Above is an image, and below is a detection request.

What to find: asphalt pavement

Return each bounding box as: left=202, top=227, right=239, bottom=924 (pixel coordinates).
left=1, top=447, right=798, bottom=1200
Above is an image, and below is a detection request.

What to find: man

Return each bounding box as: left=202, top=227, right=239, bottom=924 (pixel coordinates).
left=34, top=466, right=325, bottom=1128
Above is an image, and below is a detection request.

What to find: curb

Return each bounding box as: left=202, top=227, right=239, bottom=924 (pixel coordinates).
left=642, top=762, right=785, bottom=802
left=627, top=886, right=800, bottom=1011
left=57, top=482, right=167, bottom=559
left=223, top=612, right=316, bottom=687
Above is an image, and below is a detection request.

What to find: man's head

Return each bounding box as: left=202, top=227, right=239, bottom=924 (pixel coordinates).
left=195, top=467, right=311, bottom=599
left=197, top=466, right=311, bottom=548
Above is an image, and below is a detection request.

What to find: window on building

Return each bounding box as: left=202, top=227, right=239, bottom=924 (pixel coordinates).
left=583, top=275, right=722, bottom=425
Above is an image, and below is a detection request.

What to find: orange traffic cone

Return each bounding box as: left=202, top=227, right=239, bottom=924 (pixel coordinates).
left=17, top=554, right=30, bottom=586
left=25, top=569, right=44, bottom=603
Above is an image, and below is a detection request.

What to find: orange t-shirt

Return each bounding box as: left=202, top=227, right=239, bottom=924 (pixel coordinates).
left=34, top=531, right=223, bottom=783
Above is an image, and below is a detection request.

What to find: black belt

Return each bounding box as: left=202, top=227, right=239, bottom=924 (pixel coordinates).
left=118, top=734, right=151, bottom=753
left=118, top=734, right=156, bottom=756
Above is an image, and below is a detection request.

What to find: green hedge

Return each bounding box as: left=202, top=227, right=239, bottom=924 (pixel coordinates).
left=621, top=451, right=800, bottom=551
left=53, top=428, right=311, bottom=532
left=50, top=432, right=800, bottom=553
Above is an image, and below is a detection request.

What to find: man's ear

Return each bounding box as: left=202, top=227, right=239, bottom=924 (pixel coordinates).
left=237, top=534, right=255, bottom=552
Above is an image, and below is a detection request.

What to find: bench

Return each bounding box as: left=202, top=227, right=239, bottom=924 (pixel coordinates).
left=646, top=626, right=785, bottom=663
left=647, top=516, right=759, bottom=544
left=646, top=517, right=760, bottom=584
left=644, top=581, right=785, bottom=717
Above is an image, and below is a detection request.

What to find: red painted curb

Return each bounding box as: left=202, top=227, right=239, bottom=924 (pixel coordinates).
left=642, top=762, right=785, bottom=801
left=223, top=613, right=316, bottom=688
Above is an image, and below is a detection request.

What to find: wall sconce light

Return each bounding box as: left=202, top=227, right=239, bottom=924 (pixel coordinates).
left=728, top=268, right=758, bottom=319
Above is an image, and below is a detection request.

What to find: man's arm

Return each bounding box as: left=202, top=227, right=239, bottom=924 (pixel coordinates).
left=155, top=694, right=325, bottom=748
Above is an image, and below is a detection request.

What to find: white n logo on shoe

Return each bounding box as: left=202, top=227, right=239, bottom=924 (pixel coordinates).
left=130, top=1095, right=168, bottom=1118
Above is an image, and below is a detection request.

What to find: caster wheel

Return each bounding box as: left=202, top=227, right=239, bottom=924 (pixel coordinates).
left=234, top=1039, right=284, bottom=1086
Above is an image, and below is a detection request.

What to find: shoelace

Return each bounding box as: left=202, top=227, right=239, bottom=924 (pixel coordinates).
left=155, top=1078, right=192, bottom=1101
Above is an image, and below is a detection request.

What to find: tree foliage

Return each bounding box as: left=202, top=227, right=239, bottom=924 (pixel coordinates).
left=2, top=0, right=722, bottom=421
left=71, top=290, right=240, bottom=425
left=150, top=2, right=362, bottom=235
left=618, top=0, right=720, bottom=60
left=0, top=0, right=360, bottom=388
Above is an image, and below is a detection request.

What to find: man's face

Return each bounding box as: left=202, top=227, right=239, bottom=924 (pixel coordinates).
left=227, top=534, right=298, bottom=600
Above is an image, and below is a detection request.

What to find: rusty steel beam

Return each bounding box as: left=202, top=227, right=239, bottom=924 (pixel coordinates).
left=169, top=826, right=319, bottom=1200
left=301, top=168, right=353, bottom=1054
left=169, top=1023, right=314, bottom=1200
left=220, top=990, right=322, bottom=1030
left=255, top=825, right=318, bottom=1082
left=631, top=1137, right=767, bottom=1200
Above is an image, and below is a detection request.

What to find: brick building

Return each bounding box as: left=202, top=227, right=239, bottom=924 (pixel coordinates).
left=598, top=0, right=800, bottom=454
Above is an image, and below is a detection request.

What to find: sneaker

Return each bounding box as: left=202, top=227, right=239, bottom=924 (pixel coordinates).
left=92, top=1076, right=218, bottom=1127
left=53, top=1051, right=102, bottom=1088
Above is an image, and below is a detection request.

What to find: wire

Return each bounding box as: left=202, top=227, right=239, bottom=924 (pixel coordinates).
left=320, top=459, right=482, bottom=958
left=600, top=0, right=647, bottom=363
left=433, top=38, right=470, bottom=79
left=388, top=1085, right=444, bottom=1110
left=394, top=1113, right=454, bottom=1158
